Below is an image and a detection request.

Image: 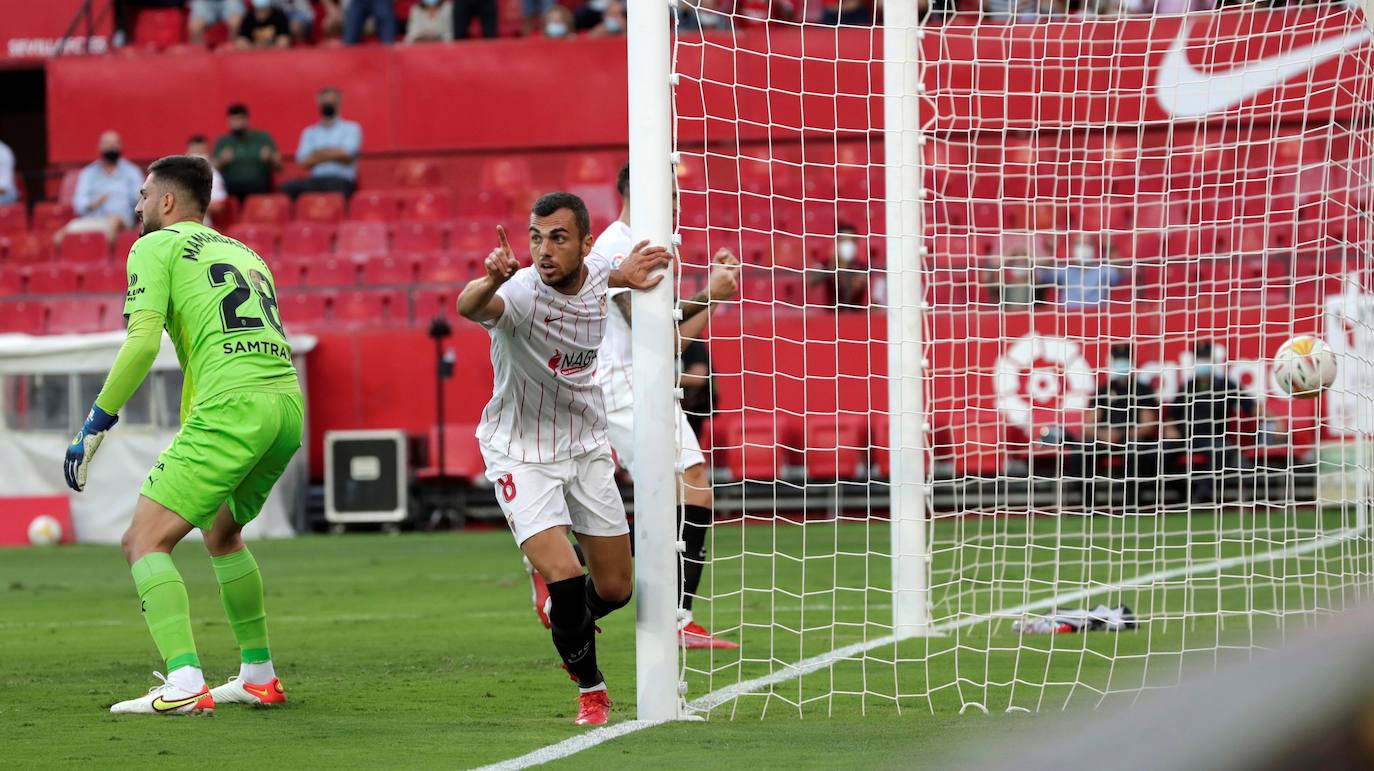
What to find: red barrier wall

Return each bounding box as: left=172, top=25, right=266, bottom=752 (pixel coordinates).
left=46, top=9, right=1371, bottom=163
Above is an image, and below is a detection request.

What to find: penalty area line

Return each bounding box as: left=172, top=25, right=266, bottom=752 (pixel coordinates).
left=475, top=525, right=1363, bottom=769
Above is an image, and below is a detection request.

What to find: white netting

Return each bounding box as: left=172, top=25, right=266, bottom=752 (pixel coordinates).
left=668, top=5, right=1374, bottom=716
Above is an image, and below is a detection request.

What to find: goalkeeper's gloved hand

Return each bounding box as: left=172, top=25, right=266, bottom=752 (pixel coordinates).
left=64, top=404, right=118, bottom=492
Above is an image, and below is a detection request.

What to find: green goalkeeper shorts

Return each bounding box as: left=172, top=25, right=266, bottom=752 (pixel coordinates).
left=141, top=390, right=304, bottom=530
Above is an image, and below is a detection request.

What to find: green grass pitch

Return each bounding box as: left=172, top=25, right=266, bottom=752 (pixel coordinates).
left=1, top=508, right=1359, bottom=768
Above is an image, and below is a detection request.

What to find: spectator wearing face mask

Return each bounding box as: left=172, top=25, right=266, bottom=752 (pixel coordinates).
left=1039, top=234, right=1124, bottom=309
left=586, top=0, right=626, bottom=36
left=1079, top=343, right=1162, bottom=509
left=236, top=0, right=293, bottom=48
left=281, top=86, right=362, bottom=199
left=1163, top=341, right=1259, bottom=504
left=809, top=224, right=871, bottom=309
left=213, top=103, right=281, bottom=201
left=406, top=0, right=454, bottom=42
left=542, top=4, right=575, bottom=38
left=60, top=130, right=143, bottom=243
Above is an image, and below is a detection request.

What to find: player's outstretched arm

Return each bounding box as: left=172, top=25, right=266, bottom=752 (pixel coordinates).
left=679, top=247, right=740, bottom=341
left=609, top=240, right=671, bottom=290
left=63, top=310, right=164, bottom=492
left=457, top=225, right=520, bottom=324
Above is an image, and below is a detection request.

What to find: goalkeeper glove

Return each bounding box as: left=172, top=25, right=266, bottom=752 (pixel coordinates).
left=64, top=404, right=118, bottom=492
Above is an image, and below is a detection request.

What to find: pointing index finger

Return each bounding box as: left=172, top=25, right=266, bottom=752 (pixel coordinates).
left=496, top=225, right=512, bottom=253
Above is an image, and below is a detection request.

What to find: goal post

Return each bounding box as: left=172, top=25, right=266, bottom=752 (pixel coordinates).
left=643, top=2, right=1374, bottom=720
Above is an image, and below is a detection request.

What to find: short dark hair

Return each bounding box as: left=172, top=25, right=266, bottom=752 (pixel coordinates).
left=616, top=163, right=630, bottom=200
left=1193, top=341, right=1214, bottom=360
left=227, top=103, right=249, bottom=117
left=531, top=191, right=591, bottom=240
left=837, top=223, right=858, bottom=235
left=187, top=134, right=207, bottom=146
left=318, top=86, right=341, bottom=100
left=148, top=155, right=213, bottom=215
left=1109, top=342, right=1132, bottom=360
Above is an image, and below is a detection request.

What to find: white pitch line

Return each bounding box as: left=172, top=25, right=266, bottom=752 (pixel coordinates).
left=475, top=525, right=1364, bottom=769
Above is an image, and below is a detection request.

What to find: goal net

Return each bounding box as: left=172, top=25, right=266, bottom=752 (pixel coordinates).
left=663, top=4, right=1374, bottom=717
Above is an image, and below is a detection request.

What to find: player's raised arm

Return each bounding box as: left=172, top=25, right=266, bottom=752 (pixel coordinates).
left=457, top=225, right=521, bottom=324
left=609, top=239, right=671, bottom=290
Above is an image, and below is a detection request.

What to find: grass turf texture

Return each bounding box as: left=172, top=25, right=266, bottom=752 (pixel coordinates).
left=1, top=508, right=1358, bottom=768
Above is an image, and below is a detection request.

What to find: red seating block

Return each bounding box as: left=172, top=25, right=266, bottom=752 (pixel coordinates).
left=295, top=192, right=346, bottom=224
left=270, top=259, right=307, bottom=289
left=112, top=229, right=140, bottom=260
left=0, top=300, right=46, bottom=334
left=337, top=221, right=390, bottom=256
left=32, top=202, right=74, bottom=236
left=331, top=289, right=409, bottom=326
left=279, top=222, right=337, bottom=259
left=0, top=265, right=21, bottom=296
left=720, top=412, right=799, bottom=481
left=362, top=255, right=420, bottom=285
left=26, top=264, right=82, bottom=295
left=480, top=157, right=533, bottom=199
left=131, top=6, right=188, bottom=48
left=226, top=223, right=280, bottom=257
left=394, top=159, right=443, bottom=188
left=43, top=298, right=116, bottom=334
left=391, top=221, right=446, bottom=254
left=0, top=204, right=26, bottom=236
left=456, top=191, right=512, bottom=219
left=57, top=231, right=110, bottom=263
left=241, top=194, right=291, bottom=225
left=413, top=287, right=459, bottom=322
left=348, top=190, right=402, bottom=222
left=566, top=184, right=618, bottom=225
left=400, top=188, right=454, bottom=221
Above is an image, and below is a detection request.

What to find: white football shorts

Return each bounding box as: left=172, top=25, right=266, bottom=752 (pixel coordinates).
left=604, top=402, right=706, bottom=478
left=480, top=444, right=629, bottom=545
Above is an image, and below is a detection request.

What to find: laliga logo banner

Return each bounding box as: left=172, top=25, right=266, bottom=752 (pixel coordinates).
left=994, top=336, right=1094, bottom=429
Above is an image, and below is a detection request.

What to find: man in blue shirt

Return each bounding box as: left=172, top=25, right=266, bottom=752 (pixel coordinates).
left=60, top=130, right=144, bottom=242
left=281, top=87, right=362, bottom=199
left=1039, top=237, right=1123, bottom=309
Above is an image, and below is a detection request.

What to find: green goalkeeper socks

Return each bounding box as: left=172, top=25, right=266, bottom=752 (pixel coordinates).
left=131, top=552, right=200, bottom=673
left=212, top=547, right=271, bottom=664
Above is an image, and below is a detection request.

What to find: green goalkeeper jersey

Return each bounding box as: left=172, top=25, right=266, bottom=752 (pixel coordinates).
left=123, top=220, right=299, bottom=422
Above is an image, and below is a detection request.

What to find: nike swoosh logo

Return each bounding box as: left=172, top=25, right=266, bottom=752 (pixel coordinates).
left=1154, top=22, right=1370, bottom=118
left=242, top=683, right=278, bottom=699
left=544, top=314, right=563, bottom=324
left=151, top=692, right=204, bottom=712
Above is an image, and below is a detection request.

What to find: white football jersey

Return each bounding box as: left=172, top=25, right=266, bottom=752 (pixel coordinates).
left=476, top=252, right=612, bottom=463
left=593, top=220, right=635, bottom=412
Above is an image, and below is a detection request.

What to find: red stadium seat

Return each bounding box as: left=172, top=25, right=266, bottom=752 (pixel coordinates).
left=26, top=264, right=82, bottom=295
left=278, top=292, right=330, bottom=328
left=112, top=229, right=140, bottom=260
left=279, top=222, right=337, bottom=259
left=391, top=221, right=446, bottom=254
left=337, top=221, right=390, bottom=257
left=416, top=254, right=477, bottom=284
left=0, top=204, right=26, bottom=236
left=131, top=5, right=188, bottom=48
left=271, top=259, right=308, bottom=289
left=0, top=300, right=46, bottom=334
left=564, top=152, right=620, bottom=187
left=0, top=265, right=21, bottom=296
left=413, top=287, right=460, bottom=322
left=57, top=231, right=110, bottom=263
left=84, top=263, right=128, bottom=294
left=566, top=184, right=618, bottom=226
left=57, top=169, right=82, bottom=207
left=301, top=257, right=360, bottom=288
left=331, top=289, right=409, bottom=326
left=414, top=424, right=485, bottom=481
left=720, top=412, right=799, bottom=481
left=295, top=192, right=346, bottom=224
left=8, top=233, right=52, bottom=264
left=394, top=159, right=443, bottom=188
left=348, top=190, right=402, bottom=222
left=455, top=191, right=513, bottom=219
left=803, top=415, right=870, bottom=480
left=241, top=194, right=292, bottom=225
left=399, top=188, right=454, bottom=222
left=32, top=202, right=74, bottom=236
left=361, top=255, right=420, bottom=285
left=480, top=157, right=533, bottom=199
left=43, top=298, right=115, bottom=334
left=226, top=223, right=280, bottom=257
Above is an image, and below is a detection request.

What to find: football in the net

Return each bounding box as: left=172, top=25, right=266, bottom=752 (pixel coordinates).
left=1273, top=336, right=1337, bottom=399
left=27, top=515, right=63, bottom=546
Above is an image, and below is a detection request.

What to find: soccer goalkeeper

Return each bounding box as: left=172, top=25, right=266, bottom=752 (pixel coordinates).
left=64, top=155, right=302, bottom=715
